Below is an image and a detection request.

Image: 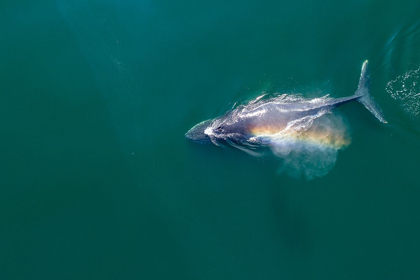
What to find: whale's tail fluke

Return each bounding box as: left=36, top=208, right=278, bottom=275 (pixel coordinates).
left=355, top=60, right=387, bottom=123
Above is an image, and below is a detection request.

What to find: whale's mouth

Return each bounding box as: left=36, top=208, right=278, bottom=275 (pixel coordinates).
left=185, top=120, right=212, bottom=144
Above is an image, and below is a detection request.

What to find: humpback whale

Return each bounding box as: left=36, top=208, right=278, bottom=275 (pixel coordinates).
left=185, top=61, right=386, bottom=157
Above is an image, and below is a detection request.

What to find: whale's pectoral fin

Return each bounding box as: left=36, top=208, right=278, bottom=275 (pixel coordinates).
left=355, top=60, right=387, bottom=123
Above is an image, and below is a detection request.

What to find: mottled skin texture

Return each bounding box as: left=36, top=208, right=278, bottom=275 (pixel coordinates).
left=191, top=95, right=359, bottom=145
left=185, top=61, right=386, bottom=148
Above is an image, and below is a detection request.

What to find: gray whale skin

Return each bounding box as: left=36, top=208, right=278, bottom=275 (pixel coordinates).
left=185, top=61, right=386, bottom=149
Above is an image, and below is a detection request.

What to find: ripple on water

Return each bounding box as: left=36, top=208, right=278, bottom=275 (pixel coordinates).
left=386, top=67, right=420, bottom=119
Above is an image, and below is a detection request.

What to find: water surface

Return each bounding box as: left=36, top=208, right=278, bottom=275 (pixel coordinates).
left=1, top=0, right=420, bottom=279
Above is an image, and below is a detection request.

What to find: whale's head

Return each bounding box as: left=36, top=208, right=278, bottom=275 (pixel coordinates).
left=186, top=113, right=248, bottom=145
left=185, top=119, right=213, bottom=144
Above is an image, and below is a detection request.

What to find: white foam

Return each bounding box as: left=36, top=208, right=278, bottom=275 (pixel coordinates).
left=220, top=93, right=349, bottom=180
left=386, top=67, right=420, bottom=119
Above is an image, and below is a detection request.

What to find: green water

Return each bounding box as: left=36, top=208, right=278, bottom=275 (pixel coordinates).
left=2, top=0, right=420, bottom=279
